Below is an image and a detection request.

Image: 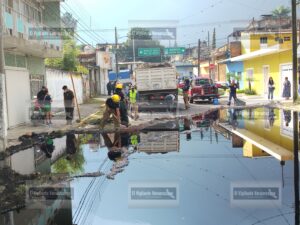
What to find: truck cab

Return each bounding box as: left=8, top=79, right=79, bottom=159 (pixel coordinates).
left=190, top=78, right=219, bottom=103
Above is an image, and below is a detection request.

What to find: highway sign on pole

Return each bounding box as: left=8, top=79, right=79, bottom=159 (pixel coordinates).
left=138, top=48, right=161, bottom=57
left=164, top=47, right=186, bottom=55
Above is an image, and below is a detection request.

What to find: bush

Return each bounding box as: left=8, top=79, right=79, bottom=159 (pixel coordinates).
left=218, top=89, right=225, bottom=96
left=236, top=89, right=245, bottom=94
left=244, top=89, right=257, bottom=95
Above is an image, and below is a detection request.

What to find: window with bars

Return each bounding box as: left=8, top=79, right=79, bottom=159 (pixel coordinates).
left=260, top=37, right=268, bottom=44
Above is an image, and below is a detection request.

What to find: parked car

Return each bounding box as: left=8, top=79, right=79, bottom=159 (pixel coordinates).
left=215, top=81, right=229, bottom=90
left=177, top=80, right=185, bottom=89
left=190, top=78, right=219, bottom=103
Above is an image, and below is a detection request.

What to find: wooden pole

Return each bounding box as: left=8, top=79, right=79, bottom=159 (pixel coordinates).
left=198, top=39, right=201, bottom=77
left=70, top=73, right=81, bottom=121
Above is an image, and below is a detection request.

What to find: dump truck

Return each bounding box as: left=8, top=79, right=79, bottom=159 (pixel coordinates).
left=135, top=63, right=178, bottom=111
left=137, top=131, right=180, bottom=154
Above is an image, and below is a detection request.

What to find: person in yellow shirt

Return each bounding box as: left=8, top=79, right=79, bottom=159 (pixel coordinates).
left=100, top=94, right=121, bottom=129
left=129, top=85, right=139, bottom=120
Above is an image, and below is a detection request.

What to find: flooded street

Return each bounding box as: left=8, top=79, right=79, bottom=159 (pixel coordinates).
left=0, top=107, right=299, bottom=225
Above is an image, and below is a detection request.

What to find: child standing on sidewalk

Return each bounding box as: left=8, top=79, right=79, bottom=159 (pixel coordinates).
left=44, top=89, right=52, bottom=126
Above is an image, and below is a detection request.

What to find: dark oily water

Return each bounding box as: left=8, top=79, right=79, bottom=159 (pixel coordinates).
left=0, top=107, right=298, bottom=225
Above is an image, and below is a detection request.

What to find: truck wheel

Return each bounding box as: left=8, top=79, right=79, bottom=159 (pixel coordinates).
left=189, top=98, right=194, bottom=104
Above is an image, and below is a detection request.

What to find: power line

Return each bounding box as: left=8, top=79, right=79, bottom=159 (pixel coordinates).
left=76, top=19, right=250, bottom=32
left=43, top=3, right=96, bottom=48
left=62, top=2, right=107, bottom=43
left=73, top=157, right=111, bottom=224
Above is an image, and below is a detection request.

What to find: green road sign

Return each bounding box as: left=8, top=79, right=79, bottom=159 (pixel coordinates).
left=138, top=48, right=161, bottom=57
left=164, top=47, right=186, bottom=55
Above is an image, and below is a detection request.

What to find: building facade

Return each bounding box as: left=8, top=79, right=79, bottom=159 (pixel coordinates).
left=223, top=31, right=292, bottom=98
left=2, top=0, right=62, bottom=128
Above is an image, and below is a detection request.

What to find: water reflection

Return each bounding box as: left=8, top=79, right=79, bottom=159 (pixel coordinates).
left=0, top=108, right=299, bottom=225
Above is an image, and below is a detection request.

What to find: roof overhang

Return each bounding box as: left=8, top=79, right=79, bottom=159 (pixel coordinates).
left=230, top=44, right=289, bottom=62
left=218, top=59, right=231, bottom=64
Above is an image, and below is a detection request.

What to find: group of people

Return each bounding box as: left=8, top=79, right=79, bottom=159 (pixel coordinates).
left=36, top=85, right=75, bottom=126
left=101, top=82, right=139, bottom=131
left=227, top=76, right=292, bottom=105
left=268, top=76, right=291, bottom=100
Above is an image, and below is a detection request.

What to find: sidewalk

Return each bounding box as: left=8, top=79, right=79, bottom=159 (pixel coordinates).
left=221, top=94, right=293, bottom=105
left=7, top=98, right=104, bottom=148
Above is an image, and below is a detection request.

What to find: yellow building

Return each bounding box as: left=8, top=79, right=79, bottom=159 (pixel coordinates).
left=230, top=31, right=293, bottom=98
left=242, top=108, right=293, bottom=160
left=218, top=108, right=294, bottom=161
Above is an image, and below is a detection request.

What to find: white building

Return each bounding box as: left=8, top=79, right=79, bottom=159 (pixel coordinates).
left=2, top=0, right=62, bottom=128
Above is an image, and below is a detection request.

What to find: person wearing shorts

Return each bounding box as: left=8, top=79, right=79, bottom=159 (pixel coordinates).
left=43, top=89, right=52, bottom=125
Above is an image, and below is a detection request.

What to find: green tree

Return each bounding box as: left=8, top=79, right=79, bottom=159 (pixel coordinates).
left=45, top=58, right=63, bottom=69
left=212, top=28, right=216, bottom=50
left=45, top=38, right=89, bottom=73
left=118, top=28, right=164, bottom=63
left=62, top=38, right=79, bottom=71
left=246, top=77, right=254, bottom=91
left=272, top=6, right=291, bottom=18
left=129, top=27, right=152, bottom=40
left=52, top=146, right=85, bottom=175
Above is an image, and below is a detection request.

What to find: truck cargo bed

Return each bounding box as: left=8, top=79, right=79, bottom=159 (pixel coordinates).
left=136, top=67, right=177, bottom=91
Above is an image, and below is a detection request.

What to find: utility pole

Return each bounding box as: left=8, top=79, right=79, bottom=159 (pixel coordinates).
left=291, top=1, right=299, bottom=225
left=131, top=29, right=136, bottom=67
left=132, top=38, right=136, bottom=64
left=115, top=27, right=119, bottom=80
left=292, top=0, right=298, bottom=102
left=198, top=39, right=201, bottom=77
left=0, top=0, right=7, bottom=151
left=208, top=31, right=212, bottom=79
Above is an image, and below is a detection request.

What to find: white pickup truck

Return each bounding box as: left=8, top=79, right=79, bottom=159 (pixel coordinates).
left=135, top=63, right=178, bottom=111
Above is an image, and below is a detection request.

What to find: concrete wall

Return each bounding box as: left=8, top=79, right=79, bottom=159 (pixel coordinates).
left=46, top=69, right=87, bottom=110
left=0, top=73, right=8, bottom=151
left=27, top=56, right=45, bottom=75
left=100, top=68, right=109, bottom=95
left=217, top=63, right=227, bottom=82
left=230, top=41, right=242, bottom=57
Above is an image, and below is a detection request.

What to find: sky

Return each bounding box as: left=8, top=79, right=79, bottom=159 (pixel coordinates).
left=63, top=0, right=292, bottom=47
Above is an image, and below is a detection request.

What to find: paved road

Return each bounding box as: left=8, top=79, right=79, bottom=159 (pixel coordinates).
left=137, top=95, right=271, bottom=122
